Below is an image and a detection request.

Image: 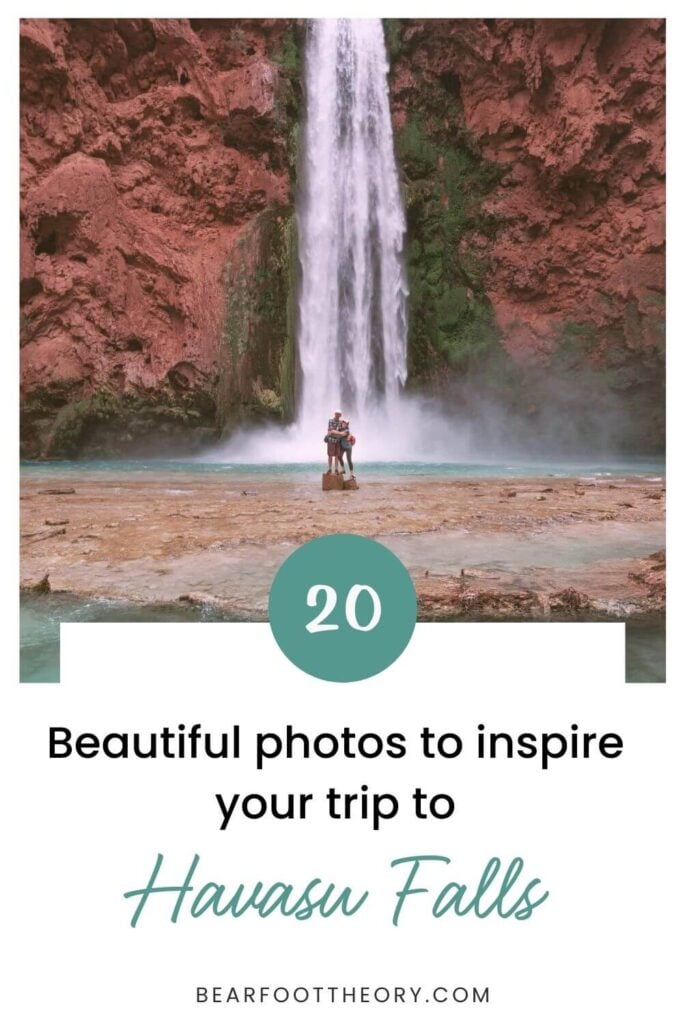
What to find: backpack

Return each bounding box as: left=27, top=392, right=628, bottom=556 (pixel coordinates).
left=349, top=434, right=356, bottom=446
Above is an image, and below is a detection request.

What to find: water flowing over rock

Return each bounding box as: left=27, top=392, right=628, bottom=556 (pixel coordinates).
left=297, top=19, right=408, bottom=426
left=20, top=18, right=665, bottom=457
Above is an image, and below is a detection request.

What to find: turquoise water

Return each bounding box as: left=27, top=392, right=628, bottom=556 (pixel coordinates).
left=20, top=592, right=244, bottom=683
left=20, top=455, right=665, bottom=479
left=20, top=455, right=665, bottom=683
left=21, top=591, right=665, bottom=684
left=625, top=618, right=666, bottom=683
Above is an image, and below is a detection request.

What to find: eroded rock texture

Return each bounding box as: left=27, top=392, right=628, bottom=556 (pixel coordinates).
left=388, top=18, right=665, bottom=449
left=20, top=18, right=299, bottom=456
left=20, top=18, right=664, bottom=456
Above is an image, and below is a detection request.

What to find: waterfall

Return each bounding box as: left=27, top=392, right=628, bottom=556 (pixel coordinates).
left=296, top=18, right=408, bottom=428
left=213, top=18, right=459, bottom=462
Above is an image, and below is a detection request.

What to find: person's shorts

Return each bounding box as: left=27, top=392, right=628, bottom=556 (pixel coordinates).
left=327, top=440, right=340, bottom=457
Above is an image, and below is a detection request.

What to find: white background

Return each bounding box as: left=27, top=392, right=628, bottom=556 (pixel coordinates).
left=3, top=1, right=681, bottom=1022
left=3, top=622, right=680, bottom=1022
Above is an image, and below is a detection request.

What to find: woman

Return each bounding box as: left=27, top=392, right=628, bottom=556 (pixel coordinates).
left=338, top=419, right=355, bottom=479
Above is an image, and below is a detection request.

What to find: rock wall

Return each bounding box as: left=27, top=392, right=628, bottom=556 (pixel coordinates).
left=20, top=18, right=300, bottom=456
left=388, top=18, right=665, bottom=450
left=20, top=18, right=665, bottom=457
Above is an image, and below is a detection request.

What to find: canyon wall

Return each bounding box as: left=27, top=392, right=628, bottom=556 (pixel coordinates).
left=20, top=18, right=300, bottom=456
left=20, top=18, right=665, bottom=457
left=389, top=18, right=665, bottom=450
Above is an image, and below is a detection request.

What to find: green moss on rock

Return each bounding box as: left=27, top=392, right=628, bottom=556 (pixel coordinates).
left=273, top=25, right=301, bottom=79
left=217, top=205, right=298, bottom=430
left=392, top=81, right=505, bottom=385
left=383, top=19, right=405, bottom=61
left=39, top=386, right=217, bottom=459
left=214, top=22, right=302, bottom=434
left=272, top=21, right=303, bottom=177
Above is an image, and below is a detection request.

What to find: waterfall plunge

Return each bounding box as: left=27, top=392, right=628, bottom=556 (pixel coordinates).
left=297, top=18, right=408, bottom=429
left=213, top=18, right=463, bottom=463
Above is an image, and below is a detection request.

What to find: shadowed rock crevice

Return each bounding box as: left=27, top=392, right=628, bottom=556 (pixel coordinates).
left=20, top=17, right=302, bottom=458
left=386, top=18, right=665, bottom=452
left=20, top=18, right=663, bottom=457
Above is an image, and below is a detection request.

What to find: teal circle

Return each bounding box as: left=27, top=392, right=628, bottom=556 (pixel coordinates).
left=269, top=534, right=417, bottom=682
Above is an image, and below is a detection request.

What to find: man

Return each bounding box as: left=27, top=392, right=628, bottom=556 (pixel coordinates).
left=325, top=409, right=344, bottom=474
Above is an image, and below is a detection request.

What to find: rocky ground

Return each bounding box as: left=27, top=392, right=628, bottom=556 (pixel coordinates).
left=20, top=470, right=665, bottom=620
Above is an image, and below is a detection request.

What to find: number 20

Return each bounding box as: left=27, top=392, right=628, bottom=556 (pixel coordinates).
left=305, top=584, right=382, bottom=633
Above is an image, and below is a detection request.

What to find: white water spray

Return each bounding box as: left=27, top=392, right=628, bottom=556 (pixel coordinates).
left=202, top=20, right=641, bottom=466
left=211, top=18, right=459, bottom=463
left=297, top=18, right=408, bottom=428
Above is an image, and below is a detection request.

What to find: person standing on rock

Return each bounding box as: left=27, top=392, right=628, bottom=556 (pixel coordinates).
left=325, top=409, right=343, bottom=474
left=338, top=419, right=356, bottom=480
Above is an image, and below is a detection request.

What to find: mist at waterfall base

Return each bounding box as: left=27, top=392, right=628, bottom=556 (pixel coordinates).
left=213, top=395, right=448, bottom=463
left=209, top=380, right=659, bottom=466
left=204, top=18, right=660, bottom=468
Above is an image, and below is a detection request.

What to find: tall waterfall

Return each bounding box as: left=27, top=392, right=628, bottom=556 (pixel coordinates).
left=214, top=18, right=460, bottom=462
left=296, top=18, right=408, bottom=427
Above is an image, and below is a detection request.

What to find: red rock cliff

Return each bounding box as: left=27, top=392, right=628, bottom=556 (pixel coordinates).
left=20, top=18, right=665, bottom=456
left=389, top=18, right=665, bottom=449
left=20, top=18, right=298, bottom=456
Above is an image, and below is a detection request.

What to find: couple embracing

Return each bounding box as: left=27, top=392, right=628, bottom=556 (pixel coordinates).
left=324, top=409, right=356, bottom=479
